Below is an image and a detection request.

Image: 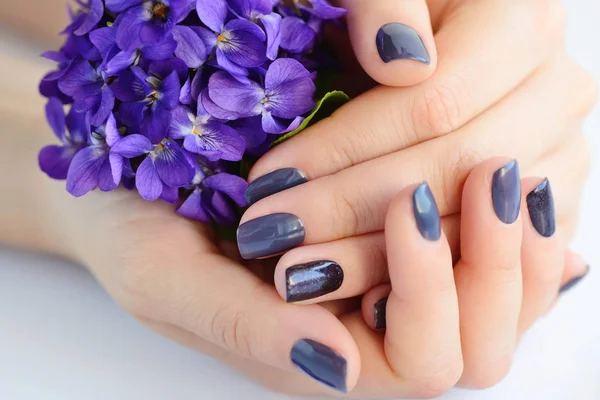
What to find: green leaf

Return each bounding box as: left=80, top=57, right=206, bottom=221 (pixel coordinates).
left=271, top=90, right=350, bottom=147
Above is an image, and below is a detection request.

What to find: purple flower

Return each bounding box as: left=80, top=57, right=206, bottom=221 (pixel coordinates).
left=177, top=158, right=247, bottom=224
left=115, top=67, right=180, bottom=143
left=63, top=0, right=104, bottom=36
left=58, top=60, right=115, bottom=126
left=280, top=15, right=319, bottom=53
left=89, top=25, right=178, bottom=76
left=168, top=99, right=245, bottom=161
left=66, top=113, right=124, bottom=197
left=283, top=0, right=346, bottom=19
left=228, top=0, right=282, bottom=60
left=39, top=98, right=89, bottom=180
left=109, top=0, right=195, bottom=51
left=196, top=0, right=267, bottom=77
left=208, top=58, right=315, bottom=133
left=111, top=135, right=195, bottom=200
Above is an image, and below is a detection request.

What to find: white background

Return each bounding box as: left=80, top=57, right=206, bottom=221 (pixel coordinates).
left=1, top=1, right=600, bottom=399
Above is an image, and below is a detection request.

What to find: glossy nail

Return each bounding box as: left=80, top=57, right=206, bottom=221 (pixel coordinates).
left=286, top=260, right=343, bottom=302
left=376, top=23, right=430, bottom=64
left=560, top=265, right=590, bottom=294
left=245, top=168, right=308, bottom=205
left=413, top=182, right=441, bottom=240
left=526, top=178, right=556, bottom=237
left=290, top=339, right=348, bottom=393
left=492, top=160, right=521, bottom=224
left=373, top=297, right=388, bottom=329
left=237, top=213, right=305, bottom=259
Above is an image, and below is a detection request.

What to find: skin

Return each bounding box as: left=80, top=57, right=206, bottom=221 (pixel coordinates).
left=0, top=0, right=596, bottom=398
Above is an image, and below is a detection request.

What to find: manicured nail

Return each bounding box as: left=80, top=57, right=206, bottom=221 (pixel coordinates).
left=413, top=182, right=441, bottom=241
left=290, top=339, right=348, bottom=393
left=376, top=23, right=430, bottom=64
left=492, top=160, right=521, bottom=224
left=526, top=178, right=556, bottom=237
left=286, top=260, right=343, bottom=302
left=373, top=297, right=388, bottom=329
left=560, top=265, right=590, bottom=294
left=245, top=168, right=308, bottom=205
left=237, top=213, right=305, bottom=259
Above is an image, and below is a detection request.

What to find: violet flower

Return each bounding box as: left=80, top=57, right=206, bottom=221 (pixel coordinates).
left=110, top=135, right=195, bottom=201
left=66, top=113, right=124, bottom=197
left=196, top=0, right=267, bottom=77
left=168, top=98, right=245, bottom=161
left=207, top=58, right=315, bottom=133
left=177, top=158, right=248, bottom=224
left=115, top=66, right=180, bottom=143
left=280, top=15, right=319, bottom=53
left=39, top=98, right=89, bottom=180
left=108, top=0, right=195, bottom=51
left=58, top=60, right=115, bottom=126
left=282, top=0, right=346, bottom=19
left=228, top=0, right=283, bottom=60
left=63, top=0, right=104, bottom=36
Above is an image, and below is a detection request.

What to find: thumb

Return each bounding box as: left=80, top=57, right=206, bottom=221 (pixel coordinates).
left=340, top=0, right=437, bottom=86
left=559, top=250, right=590, bottom=294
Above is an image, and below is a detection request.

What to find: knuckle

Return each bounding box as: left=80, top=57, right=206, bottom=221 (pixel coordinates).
left=463, top=356, right=513, bottom=390
left=113, top=254, right=162, bottom=319
left=411, top=77, right=468, bottom=139
left=210, top=302, right=254, bottom=357
left=330, top=184, right=361, bottom=238
left=405, top=360, right=464, bottom=398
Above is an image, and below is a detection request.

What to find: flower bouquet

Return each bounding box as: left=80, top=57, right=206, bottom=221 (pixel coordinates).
left=39, top=0, right=348, bottom=226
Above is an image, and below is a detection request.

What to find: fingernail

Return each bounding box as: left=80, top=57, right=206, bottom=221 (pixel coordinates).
left=291, top=339, right=348, bottom=393
left=373, top=297, right=388, bottom=329
left=376, top=23, right=430, bottom=64
left=413, top=182, right=441, bottom=240
left=492, top=160, right=521, bottom=224
left=286, top=260, right=343, bottom=302
left=237, top=213, right=305, bottom=259
left=560, top=265, right=590, bottom=294
left=526, top=178, right=556, bottom=237
left=245, top=168, right=308, bottom=205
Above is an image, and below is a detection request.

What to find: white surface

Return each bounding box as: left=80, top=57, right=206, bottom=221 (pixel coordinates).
left=2, top=2, right=600, bottom=399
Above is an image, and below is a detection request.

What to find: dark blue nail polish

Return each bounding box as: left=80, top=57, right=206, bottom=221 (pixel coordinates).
left=237, top=213, right=305, bottom=259
left=492, top=160, right=521, bottom=224
left=286, top=260, right=343, bottom=302
left=245, top=168, right=308, bottom=206
left=290, top=339, right=348, bottom=393
left=376, top=23, right=430, bottom=64
left=560, top=266, right=590, bottom=294
left=373, top=297, right=388, bottom=329
left=413, top=182, right=441, bottom=241
left=526, top=178, right=556, bottom=237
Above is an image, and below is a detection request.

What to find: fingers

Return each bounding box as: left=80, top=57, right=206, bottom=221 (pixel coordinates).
left=453, top=158, right=523, bottom=388
left=248, top=0, right=567, bottom=182
left=239, top=57, right=595, bottom=254
left=340, top=0, right=436, bottom=86
left=517, top=177, right=564, bottom=336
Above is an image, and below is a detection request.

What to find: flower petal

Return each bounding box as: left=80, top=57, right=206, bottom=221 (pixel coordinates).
left=74, top=0, right=104, bottom=36
left=104, top=113, right=121, bottom=147
left=177, top=188, right=211, bottom=223
left=58, top=60, right=102, bottom=99
left=112, top=70, right=149, bottom=102
left=301, top=0, right=347, bottom=19
left=115, top=5, right=147, bottom=51
left=111, top=134, right=154, bottom=157
left=179, top=76, right=193, bottom=105
left=38, top=145, right=77, bottom=180
left=203, top=173, right=248, bottom=207
left=106, top=0, right=142, bottom=13
left=264, top=58, right=315, bottom=118
left=171, top=26, right=207, bottom=68
left=90, top=87, right=115, bottom=126
left=105, top=50, right=138, bottom=76
left=261, top=111, right=303, bottom=134
left=201, top=88, right=242, bottom=120
left=89, top=27, right=116, bottom=59
left=160, top=184, right=180, bottom=204
left=215, top=47, right=249, bottom=78
left=204, top=190, right=238, bottom=225
left=220, top=19, right=267, bottom=67
left=196, top=0, right=228, bottom=32
left=191, top=26, right=217, bottom=55
left=136, top=156, right=163, bottom=201
left=140, top=35, right=178, bottom=60
left=98, top=155, right=121, bottom=192
left=149, top=58, right=189, bottom=82
left=280, top=16, right=316, bottom=54
left=183, top=121, right=245, bottom=161
left=168, top=106, right=194, bottom=139
left=260, top=12, right=282, bottom=60
left=66, top=146, right=106, bottom=197
left=230, top=116, right=267, bottom=149
left=154, top=140, right=195, bottom=187
left=120, top=101, right=147, bottom=128
left=158, top=71, right=182, bottom=110
left=45, top=98, right=66, bottom=141
left=208, top=71, right=263, bottom=116
left=66, top=107, right=91, bottom=143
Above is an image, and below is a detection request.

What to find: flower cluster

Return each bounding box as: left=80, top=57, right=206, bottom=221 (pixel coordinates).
left=39, top=0, right=346, bottom=224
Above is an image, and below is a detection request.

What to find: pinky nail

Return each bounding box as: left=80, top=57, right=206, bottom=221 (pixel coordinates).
left=560, top=266, right=590, bottom=294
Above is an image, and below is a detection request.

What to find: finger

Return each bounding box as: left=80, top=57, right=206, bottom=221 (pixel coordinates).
left=559, top=251, right=590, bottom=294
left=248, top=0, right=567, bottom=183
left=239, top=58, right=595, bottom=252
left=340, top=0, right=436, bottom=86
left=361, top=284, right=391, bottom=330
left=517, top=177, right=564, bottom=336
left=382, top=183, right=462, bottom=390
left=453, top=158, right=523, bottom=389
